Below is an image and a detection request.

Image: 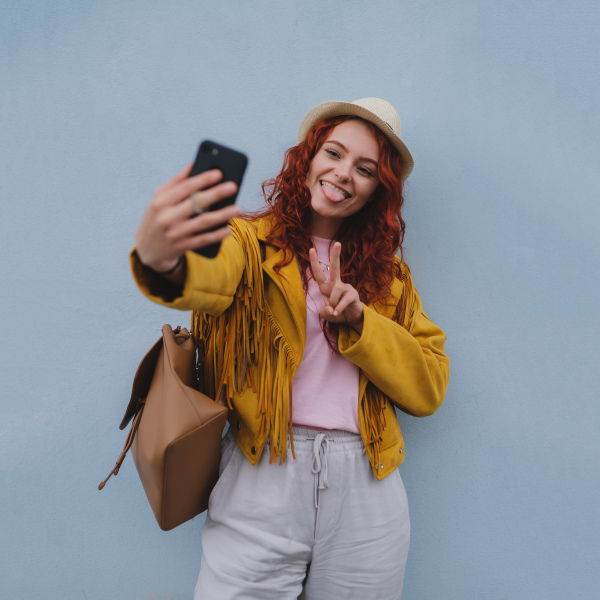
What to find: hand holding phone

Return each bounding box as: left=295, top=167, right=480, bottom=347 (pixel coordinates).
left=188, top=140, right=248, bottom=258
left=134, top=142, right=246, bottom=274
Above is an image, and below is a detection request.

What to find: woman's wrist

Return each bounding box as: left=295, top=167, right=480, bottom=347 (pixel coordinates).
left=135, top=251, right=186, bottom=287
left=152, top=255, right=184, bottom=275
left=347, top=310, right=364, bottom=335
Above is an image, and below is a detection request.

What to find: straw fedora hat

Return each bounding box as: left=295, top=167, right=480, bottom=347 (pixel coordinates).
left=298, top=97, right=414, bottom=181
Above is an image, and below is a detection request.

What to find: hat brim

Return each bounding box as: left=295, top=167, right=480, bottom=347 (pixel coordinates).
left=298, top=101, right=414, bottom=181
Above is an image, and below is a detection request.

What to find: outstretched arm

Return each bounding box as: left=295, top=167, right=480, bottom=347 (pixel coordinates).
left=130, top=165, right=245, bottom=314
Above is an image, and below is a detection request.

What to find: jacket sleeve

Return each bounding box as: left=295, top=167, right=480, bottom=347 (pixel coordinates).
left=338, top=287, right=449, bottom=417
left=129, top=231, right=245, bottom=315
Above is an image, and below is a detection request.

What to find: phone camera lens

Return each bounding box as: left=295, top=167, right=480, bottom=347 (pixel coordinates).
left=212, top=148, right=219, bottom=155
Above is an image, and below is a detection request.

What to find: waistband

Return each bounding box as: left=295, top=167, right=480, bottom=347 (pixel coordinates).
left=290, top=427, right=364, bottom=451
left=287, top=428, right=362, bottom=508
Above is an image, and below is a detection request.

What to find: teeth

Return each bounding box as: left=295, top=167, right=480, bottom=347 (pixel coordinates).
left=321, top=181, right=348, bottom=198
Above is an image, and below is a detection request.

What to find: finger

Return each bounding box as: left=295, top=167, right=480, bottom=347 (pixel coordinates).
left=187, top=181, right=238, bottom=215
left=156, top=169, right=225, bottom=208
left=309, top=248, right=328, bottom=285
left=331, top=290, right=359, bottom=317
left=154, top=164, right=193, bottom=196
left=329, top=242, right=342, bottom=283
left=328, top=282, right=348, bottom=308
left=319, top=305, right=338, bottom=321
left=170, top=204, right=241, bottom=240
left=175, top=225, right=233, bottom=253
left=166, top=180, right=238, bottom=221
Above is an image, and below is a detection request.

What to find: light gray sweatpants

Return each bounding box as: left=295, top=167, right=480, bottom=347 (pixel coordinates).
left=195, top=427, right=410, bottom=600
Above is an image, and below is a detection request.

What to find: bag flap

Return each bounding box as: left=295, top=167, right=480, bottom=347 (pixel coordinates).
left=119, top=331, right=164, bottom=430
left=119, top=325, right=193, bottom=430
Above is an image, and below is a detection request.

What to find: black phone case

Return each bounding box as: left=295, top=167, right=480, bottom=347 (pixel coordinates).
left=189, top=140, right=248, bottom=258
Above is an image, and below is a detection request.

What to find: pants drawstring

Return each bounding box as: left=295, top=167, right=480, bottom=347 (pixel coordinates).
left=311, top=432, right=331, bottom=509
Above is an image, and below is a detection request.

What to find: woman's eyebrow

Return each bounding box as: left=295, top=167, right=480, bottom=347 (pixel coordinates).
left=326, top=140, right=379, bottom=166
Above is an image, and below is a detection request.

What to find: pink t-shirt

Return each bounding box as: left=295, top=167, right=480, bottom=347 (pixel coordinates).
left=291, top=236, right=360, bottom=433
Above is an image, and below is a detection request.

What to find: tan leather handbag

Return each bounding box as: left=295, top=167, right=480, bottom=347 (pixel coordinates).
left=99, top=325, right=228, bottom=531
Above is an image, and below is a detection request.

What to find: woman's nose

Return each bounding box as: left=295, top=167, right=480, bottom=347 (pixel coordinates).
left=334, top=164, right=351, bottom=182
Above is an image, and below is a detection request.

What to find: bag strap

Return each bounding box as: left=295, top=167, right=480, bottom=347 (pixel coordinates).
left=98, top=405, right=144, bottom=490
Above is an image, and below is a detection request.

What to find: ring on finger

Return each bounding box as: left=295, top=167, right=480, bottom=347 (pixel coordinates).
left=190, top=192, right=207, bottom=215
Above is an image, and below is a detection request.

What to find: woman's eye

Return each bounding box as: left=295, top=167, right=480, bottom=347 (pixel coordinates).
left=358, top=166, right=373, bottom=176
left=325, top=148, right=340, bottom=158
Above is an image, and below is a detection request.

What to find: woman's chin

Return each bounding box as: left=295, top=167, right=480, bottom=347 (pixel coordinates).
left=310, top=203, right=342, bottom=221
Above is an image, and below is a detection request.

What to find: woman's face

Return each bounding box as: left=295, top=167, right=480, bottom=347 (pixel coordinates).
left=305, top=119, right=380, bottom=238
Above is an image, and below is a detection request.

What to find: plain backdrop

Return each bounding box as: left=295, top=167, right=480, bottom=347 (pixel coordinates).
left=1, top=1, right=599, bottom=599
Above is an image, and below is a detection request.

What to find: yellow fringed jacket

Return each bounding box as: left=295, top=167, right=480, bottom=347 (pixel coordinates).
left=130, top=217, right=449, bottom=480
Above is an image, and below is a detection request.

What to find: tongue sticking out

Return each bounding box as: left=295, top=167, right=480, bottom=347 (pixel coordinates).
left=321, top=182, right=346, bottom=202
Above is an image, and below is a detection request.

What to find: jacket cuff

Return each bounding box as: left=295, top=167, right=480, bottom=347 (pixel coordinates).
left=338, top=303, right=415, bottom=362
left=338, top=303, right=371, bottom=355
left=129, top=249, right=188, bottom=305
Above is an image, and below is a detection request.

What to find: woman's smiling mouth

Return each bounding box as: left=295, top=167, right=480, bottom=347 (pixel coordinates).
left=320, top=180, right=350, bottom=202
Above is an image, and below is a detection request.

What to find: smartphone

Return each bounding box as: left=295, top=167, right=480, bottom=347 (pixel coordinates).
left=189, top=140, right=248, bottom=258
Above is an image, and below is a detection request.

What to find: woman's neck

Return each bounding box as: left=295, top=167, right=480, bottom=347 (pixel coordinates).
left=310, top=213, right=342, bottom=240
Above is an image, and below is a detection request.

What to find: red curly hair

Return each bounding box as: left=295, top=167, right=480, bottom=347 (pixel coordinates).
left=251, top=115, right=407, bottom=311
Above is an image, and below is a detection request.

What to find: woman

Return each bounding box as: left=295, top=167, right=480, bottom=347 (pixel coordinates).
left=132, top=98, right=449, bottom=600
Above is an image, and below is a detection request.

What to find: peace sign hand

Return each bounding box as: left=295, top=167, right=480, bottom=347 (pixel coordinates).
left=309, top=242, right=364, bottom=335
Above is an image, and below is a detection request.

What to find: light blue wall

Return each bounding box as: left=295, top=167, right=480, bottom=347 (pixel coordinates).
left=2, top=1, right=599, bottom=599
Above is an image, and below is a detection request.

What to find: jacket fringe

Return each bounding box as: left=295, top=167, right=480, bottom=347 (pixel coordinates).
left=192, top=219, right=416, bottom=469
left=192, top=220, right=295, bottom=464
left=363, top=262, right=416, bottom=467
